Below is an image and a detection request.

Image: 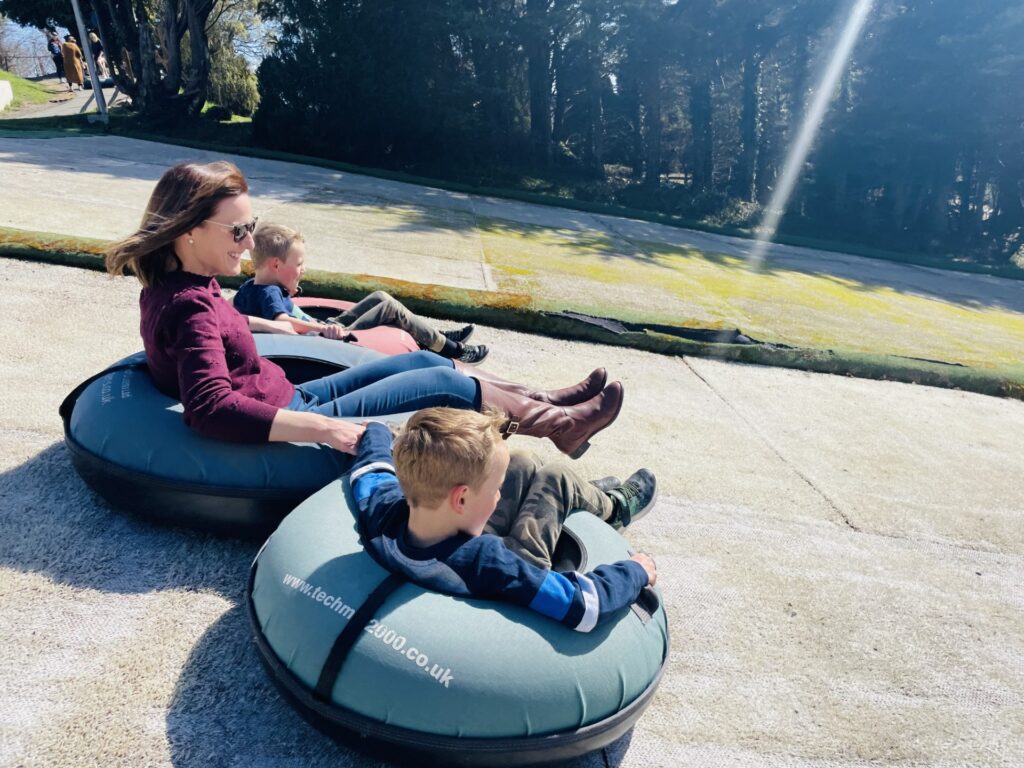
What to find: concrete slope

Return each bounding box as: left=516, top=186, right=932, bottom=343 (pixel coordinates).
left=1, top=258, right=1021, bottom=767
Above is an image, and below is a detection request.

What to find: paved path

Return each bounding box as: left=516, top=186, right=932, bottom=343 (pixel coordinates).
left=1, top=256, right=1022, bottom=767
left=2, top=78, right=123, bottom=120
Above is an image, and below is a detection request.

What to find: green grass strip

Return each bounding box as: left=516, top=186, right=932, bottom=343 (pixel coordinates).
left=3, top=225, right=1022, bottom=401
left=1, top=115, right=1022, bottom=283
left=0, top=72, right=56, bottom=109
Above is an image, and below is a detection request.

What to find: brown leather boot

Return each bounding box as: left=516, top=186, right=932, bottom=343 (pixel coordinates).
left=478, top=380, right=624, bottom=459
left=455, top=364, right=608, bottom=406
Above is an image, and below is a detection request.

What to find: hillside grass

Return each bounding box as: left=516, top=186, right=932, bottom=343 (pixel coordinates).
left=2, top=225, right=1023, bottom=401
left=0, top=70, right=58, bottom=109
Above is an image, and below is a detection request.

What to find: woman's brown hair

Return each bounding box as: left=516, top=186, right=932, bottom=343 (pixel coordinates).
left=105, top=161, right=249, bottom=287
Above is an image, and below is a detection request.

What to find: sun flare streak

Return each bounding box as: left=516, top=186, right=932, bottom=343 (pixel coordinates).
left=748, top=0, right=876, bottom=270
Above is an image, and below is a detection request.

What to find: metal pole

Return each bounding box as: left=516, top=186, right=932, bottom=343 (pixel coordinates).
left=69, top=0, right=108, bottom=123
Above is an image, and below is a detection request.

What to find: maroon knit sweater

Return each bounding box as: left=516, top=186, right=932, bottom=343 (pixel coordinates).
left=140, top=270, right=295, bottom=443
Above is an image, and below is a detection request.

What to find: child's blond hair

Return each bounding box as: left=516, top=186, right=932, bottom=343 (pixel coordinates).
left=251, top=222, right=304, bottom=269
left=393, top=407, right=508, bottom=507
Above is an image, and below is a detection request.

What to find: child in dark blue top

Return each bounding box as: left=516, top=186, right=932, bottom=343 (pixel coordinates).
left=233, top=275, right=314, bottom=326
left=350, top=407, right=658, bottom=632
left=234, top=223, right=489, bottom=364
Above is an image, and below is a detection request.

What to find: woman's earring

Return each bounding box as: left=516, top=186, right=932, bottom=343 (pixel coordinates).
left=188, top=237, right=194, bottom=245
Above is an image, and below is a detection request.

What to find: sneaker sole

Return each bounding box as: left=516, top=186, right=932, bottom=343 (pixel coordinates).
left=458, top=351, right=489, bottom=366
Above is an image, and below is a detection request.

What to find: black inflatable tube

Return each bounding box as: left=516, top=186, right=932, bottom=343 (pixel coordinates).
left=245, top=557, right=667, bottom=767
left=60, top=348, right=361, bottom=539
left=62, top=434, right=302, bottom=537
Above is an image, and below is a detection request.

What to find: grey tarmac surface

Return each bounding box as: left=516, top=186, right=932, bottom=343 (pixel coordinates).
left=1, top=257, right=1022, bottom=767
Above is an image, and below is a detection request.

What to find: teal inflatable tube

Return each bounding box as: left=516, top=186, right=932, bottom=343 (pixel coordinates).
left=248, top=478, right=670, bottom=766
left=59, top=335, right=410, bottom=537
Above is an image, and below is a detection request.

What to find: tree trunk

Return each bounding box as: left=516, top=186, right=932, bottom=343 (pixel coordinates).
left=930, top=177, right=956, bottom=252
left=957, top=148, right=976, bottom=241
left=638, top=46, right=661, bottom=190
left=182, top=0, right=214, bottom=116
left=581, top=14, right=603, bottom=176
left=95, top=0, right=140, bottom=101
left=994, top=157, right=1024, bottom=231
left=730, top=53, right=761, bottom=201
left=551, top=42, right=567, bottom=146
left=135, top=17, right=164, bottom=113
left=525, top=0, right=553, bottom=166
left=158, top=0, right=184, bottom=100
left=623, top=71, right=643, bottom=180
left=688, top=76, right=713, bottom=193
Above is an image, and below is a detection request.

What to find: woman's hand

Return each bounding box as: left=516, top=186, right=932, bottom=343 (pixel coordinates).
left=269, top=409, right=365, bottom=454
left=321, top=418, right=366, bottom=453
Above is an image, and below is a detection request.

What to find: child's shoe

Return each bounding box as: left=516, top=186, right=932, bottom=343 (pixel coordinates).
left=456, top=343, right=489, bottom=365
left=443, top=324, right=476, bottom=344
left=589, top=476, right=621, bottom=493
left=607, top=469, right=657, bottom=529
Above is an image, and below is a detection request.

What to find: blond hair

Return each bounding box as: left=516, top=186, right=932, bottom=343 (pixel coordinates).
left=393, top=407, right=508, bottom=507
left=105, top=161, right=248, bottom=288
left=251, top=222, right=304, bottom=269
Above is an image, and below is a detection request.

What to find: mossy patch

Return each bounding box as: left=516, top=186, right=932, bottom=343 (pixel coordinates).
left=474, top=223, right=1024, bottom=370
left=3, top=224, right=1024, bottom=402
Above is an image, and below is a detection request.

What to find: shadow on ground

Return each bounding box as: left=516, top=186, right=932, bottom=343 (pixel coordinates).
left=0, top=442, right=253, bottom=595
left=169, top=604, right=635, bottom=768
left=0, top=443, right=633, bottom=768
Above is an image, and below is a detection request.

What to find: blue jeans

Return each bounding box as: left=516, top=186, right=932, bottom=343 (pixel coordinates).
left=286, top=350, right=480, bottom=417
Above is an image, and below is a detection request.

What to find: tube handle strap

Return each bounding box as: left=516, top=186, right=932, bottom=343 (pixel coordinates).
left=314, top=571, right=406, bottom=702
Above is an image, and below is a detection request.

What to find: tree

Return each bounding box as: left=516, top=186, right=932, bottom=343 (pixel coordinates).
left=0, top=14, right=51, bottom=77
left=0, top=0, right=220, bottom=116
left=253, top=0, right=1022, bottom=265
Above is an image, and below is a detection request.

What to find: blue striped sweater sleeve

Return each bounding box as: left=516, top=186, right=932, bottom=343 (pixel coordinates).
left=451, top=537, right=650, bottom=632
left=350, top=422, right=402, bottom=535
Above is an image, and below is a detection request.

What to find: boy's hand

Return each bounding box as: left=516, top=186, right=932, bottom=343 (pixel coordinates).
left=630, top=552, right=657, bottom=586
left=319, top=323, right=349, bottom=341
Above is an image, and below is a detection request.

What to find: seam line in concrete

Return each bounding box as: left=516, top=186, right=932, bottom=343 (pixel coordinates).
left=465, top=195, right=496, bottom=292
left=682, top=356, right=862, bottom=532
left=595, top=215, right=648, bottom=259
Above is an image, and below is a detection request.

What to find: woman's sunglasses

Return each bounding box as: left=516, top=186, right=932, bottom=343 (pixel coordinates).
left=204, top=217, right=259, bottom=243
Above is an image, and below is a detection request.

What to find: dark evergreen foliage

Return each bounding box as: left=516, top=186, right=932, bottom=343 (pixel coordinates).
left=11, top=0, right=1021, bottom=264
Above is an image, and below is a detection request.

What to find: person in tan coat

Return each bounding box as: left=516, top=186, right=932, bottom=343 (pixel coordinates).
left=61, top=35, right=84, bottom=91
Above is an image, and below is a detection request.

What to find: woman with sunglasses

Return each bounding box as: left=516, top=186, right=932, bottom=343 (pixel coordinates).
left=105, top=161, right=624, bottom=456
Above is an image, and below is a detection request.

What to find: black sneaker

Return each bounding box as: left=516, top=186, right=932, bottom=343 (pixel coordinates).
left=589, top=476, right=621, bottom=493
left=607, top=469, right=657, bottom=529
left=443, top=324, right=476, bottom=344
left=456, top=343, right=489, bottom=365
